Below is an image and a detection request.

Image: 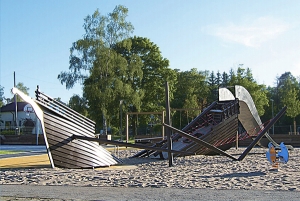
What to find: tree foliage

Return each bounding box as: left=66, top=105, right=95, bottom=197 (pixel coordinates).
left=228, top=66, right=268, bottom=116
left=114, top=36, right=177, bottom=129
left=0, top=85, right=4, bottom=107
left=68, top=94, right=89, bottom=117
left=57, top=5, right=299, bottom=136
left=58, top=5, right=135, bottom=133
left=277, top=75, right=300, bottom=133
left=172, top=69, right=208, bottom=128
left=58, top=5, right=134, bottom=89
left=11, top=82, right=30, bottom=102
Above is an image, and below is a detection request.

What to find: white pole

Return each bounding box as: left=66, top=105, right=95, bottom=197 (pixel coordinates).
left=14, top=71, right=19, bottom=135
left=35, top=118, right=40, bottom=145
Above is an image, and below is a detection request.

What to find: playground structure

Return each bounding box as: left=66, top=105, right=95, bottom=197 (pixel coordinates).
left=132, top=85, right=290, bottom=160
left=12, top=87, right=122, bottom=168
left=11, top=84, right=290, bottom=168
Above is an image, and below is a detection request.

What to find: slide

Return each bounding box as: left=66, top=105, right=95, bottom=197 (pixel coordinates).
left=219, top=85, right=292, bottom=150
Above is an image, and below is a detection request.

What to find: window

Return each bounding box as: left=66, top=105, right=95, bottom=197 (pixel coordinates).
left=26, top=107, right=33, bottom=112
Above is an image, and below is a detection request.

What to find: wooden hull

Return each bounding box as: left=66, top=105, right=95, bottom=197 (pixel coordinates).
left=12, top=87, right=121, bottom=169
left=43, top=112, right=120, bottom=168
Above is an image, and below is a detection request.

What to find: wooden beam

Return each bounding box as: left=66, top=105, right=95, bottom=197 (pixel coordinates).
left=165, top=82, right=173, bottom=167
left=162, top=123, right=238, bottom=160
left=72, top=135, right=194, bottom=156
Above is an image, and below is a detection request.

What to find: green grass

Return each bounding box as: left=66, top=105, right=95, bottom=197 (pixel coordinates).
left=0, top=150, right=23, bottom=155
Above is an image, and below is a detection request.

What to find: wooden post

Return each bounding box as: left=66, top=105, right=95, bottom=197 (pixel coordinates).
left=126, top=114, right=129, bottom=143
left=162, top=111, right=165, bottom=139
left=165, top=82, right=173, bottom=167
left=236, top=131, right=238, bottom=149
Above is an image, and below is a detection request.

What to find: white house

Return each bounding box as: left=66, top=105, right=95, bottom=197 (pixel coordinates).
left=0, top=102, right=41, bottom=135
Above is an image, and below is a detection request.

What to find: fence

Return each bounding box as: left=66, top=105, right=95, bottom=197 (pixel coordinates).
left=0, top=126, right=36, bottom=135
left=269, top=125, right=300, bottom=135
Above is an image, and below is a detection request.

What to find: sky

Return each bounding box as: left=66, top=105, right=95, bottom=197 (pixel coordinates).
left=1, top=0, right=300, bottom=103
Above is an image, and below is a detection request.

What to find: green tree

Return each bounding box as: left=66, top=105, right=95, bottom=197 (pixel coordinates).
left=278, top=76, right=300, bottom=134
left=58, top=5, right=134, bottom=89
left=172, top=69, right=209, bottom=128
left=261, top=85, right=276, bottom=123
left=216, top=71, right=221, bottom=86
left=68, top=94, right=89, bottom=117
left=228, top=66, right=268, bottom=116
left=0, top=85, right=4, bottom=107
left=207, top=71, right=218, bottom=102
left=10, top=82, right=30, bottom=102
left=114, top=36, right=177, bottom=133
left=221, top=72, right=229, bottom=87
left=116, top=36, right=176, bottom=111
left=58, top=5, right=136, bottom=134
left=229, top=68, right=236, bottom=83
left=128, top=36, right=176, bottom=113
left=83, top=44, right=143, bottom=133
left=0, top=85, right=4, bottom=124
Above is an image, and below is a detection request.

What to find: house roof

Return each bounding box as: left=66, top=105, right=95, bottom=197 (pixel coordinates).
left=0, top=102, right=29, bottom=112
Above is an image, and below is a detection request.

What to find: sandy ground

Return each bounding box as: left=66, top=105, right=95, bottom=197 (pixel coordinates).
left=1, top=147, right=300, bottom=200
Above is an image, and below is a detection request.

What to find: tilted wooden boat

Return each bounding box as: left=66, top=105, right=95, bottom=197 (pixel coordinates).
left=12, top=87, right=121, bottom=169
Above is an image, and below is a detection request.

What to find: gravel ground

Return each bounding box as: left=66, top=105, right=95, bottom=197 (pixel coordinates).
left=1, top=148, right=300, bottom=200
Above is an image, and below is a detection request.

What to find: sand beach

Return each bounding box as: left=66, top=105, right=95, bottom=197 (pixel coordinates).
left=1, top=147, right=300, bottom=200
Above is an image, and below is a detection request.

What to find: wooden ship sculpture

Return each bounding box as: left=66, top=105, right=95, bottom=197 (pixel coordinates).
left=11, top=86, right=193, bottom=169
left=132, top=85, right=290, bottom=161
left=12, top=85, right=290, bottom=168
left=12, top=87, right=122, bottom=168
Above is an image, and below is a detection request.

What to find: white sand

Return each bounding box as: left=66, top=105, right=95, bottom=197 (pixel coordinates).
left=1, top=148, right=300, bottom=191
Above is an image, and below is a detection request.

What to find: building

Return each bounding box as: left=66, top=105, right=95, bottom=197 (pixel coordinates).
left=0, top=102, right=41, bottom=135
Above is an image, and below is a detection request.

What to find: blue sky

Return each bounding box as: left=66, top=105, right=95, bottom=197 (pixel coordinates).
left=1, top=0, right=300, bottom=103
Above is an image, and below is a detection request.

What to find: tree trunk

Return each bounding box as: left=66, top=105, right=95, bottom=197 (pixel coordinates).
left=103, top=113, right=107, bottom=135
left=294, top=117, right=297, bottom=135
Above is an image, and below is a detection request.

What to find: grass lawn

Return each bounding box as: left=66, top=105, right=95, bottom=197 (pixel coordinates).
left=0, top=150, right=23, bottom=155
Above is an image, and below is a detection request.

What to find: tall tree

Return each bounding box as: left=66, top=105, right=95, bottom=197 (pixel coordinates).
left=216, top=71, right=221, bottom=86
left=58, top=5, right=134, bottom=133
left=172, top=69, right=208, bottom=128
left=114, top=36, right=176, bottom=134
left=84, top=39, right=143, bottom=134
left=0, top=85, right=4, bottom=107
left=10, top=82, right=29, bottom=102
left=68, top=94, right=89, bottom=117
left=278, top=76, right=300, bottom=134
left=207, top=71, right=218, bottom=102
left=114, top=36, right=176, bottom=111
left=221, top=71, right=229, bottom=87
left=58, top=5, right=134, bottom=89
left=228, top=67, right=268, bottom=116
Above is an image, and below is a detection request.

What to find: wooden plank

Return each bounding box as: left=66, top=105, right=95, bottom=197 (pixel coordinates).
left=42, top=112, right=119, bottom=168
left=163, top=123, right=238, bottom=160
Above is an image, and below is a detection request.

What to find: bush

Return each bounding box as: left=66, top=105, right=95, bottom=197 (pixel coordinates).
left=0, top=130, right=17, bottom=135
